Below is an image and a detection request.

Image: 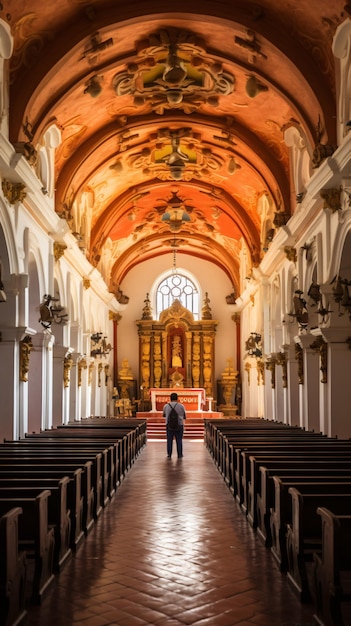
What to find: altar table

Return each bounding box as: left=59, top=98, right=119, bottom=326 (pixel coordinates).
left=150, top=388, right=205, bottom=412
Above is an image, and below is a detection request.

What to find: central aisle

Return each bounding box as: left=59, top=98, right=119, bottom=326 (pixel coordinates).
left=27, top=441, right=315, bottom=625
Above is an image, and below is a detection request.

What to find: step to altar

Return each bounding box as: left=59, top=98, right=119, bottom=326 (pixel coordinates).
left=137, top=411, right=223, bottom=440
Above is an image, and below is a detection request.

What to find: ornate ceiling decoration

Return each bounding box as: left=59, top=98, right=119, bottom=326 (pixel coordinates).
left=2, top=0, right=347, bottom=296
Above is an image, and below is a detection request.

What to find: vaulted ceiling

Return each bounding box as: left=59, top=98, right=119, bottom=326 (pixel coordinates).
left=4, top=0, right=348, bottom=298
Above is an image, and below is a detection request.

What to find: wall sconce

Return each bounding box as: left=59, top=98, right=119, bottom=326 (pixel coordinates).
left=307, top=281, right=321, bottom=305
left=39, top=294, right=68, bottom=328
left=245, top=332, right=262, bottom=358
left=331, top=276, right=351, bottom=318
left=307, top=282, right=333, bottom=322
left=288, top=290, right=309, bottom=330
left=91, top=332, right=112, bottom=357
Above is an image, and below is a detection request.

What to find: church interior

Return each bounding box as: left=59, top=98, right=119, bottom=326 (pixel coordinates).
left=1, top=1, right=351, bottom=625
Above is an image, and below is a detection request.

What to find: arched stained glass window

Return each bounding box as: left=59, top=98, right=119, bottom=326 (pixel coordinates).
left=156, top=272, right=199, bottom=319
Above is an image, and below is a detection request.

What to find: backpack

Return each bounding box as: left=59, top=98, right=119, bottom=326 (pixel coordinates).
left=168, top=403, right=180, bottom=431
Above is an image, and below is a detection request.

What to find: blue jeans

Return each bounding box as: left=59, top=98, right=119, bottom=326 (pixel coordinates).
left=167, top=426, right=184, bottom=457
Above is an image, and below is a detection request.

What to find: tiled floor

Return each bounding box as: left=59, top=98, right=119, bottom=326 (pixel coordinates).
left=26, top=440, right=315, bottom=626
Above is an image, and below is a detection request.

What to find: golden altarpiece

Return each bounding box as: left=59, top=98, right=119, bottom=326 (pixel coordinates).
left=136, top=294, right=217, bottom=410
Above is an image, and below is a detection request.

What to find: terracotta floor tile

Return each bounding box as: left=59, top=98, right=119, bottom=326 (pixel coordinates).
left=25, top=441, right=315, bottom=625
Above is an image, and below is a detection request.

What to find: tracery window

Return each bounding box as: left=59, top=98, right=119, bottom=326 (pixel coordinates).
left=156, top=273, right=199, bottom=319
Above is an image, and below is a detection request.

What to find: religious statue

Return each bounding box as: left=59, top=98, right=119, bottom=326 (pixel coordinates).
left=171, top=334, right=182, bottom=367
left=119, top=358, right=133, bottom=379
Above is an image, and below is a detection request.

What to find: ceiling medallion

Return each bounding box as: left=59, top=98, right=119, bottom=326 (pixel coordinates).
left=113, top=28, right=234, bottom=115
left=158, top=190, right=193, bottom=233
left=128, top=127, right=232, bottom=182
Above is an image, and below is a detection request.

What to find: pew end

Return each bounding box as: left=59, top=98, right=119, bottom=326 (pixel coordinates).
left=313, top=507, right=351, bottom=626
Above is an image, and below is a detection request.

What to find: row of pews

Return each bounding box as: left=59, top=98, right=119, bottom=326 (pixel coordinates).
left=0, top=417, right=146, bottom=626
left=205, top=417, right=351, bottom=626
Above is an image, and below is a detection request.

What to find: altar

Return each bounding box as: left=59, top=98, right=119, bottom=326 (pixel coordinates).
left=150, top=388, right=206, bottom=412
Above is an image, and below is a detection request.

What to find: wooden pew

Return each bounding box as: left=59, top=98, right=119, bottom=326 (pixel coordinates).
left=257, top=465, right=351, bottom=548
left=210, top=425, right=315, bottom=478
left=0, top=451, right=104, bottom=520
left=286, top=488, right=351, bottom=602
left=0, top=462, right=94, bottom=537
left=312, top=507, right=351, bottom=626
left=22, top=429, right=137, bottom=487
left=246, top=453, right=351, bottom=528
left=0, top=507, right=27, bottom=626
left=239, top=446, right=351, bottom=516
left=0, top=478, right=72, bottom=573
left=0, top=491, right=55, bottom=604
left=271, top=474, right=351, bottom=571
left=1, top=442, right=114, bottom=506
left=228, top=436, right=333, bottom=497
left=0, top=470, right=85, bottom=552
left=55, top=422, right=147, bottom=470
left=271, top=478, right=351, bottom=574
left=219, top=430, right=327, bottom=484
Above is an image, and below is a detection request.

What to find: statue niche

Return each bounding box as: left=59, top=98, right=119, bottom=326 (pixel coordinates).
left=168, top=328, right=186, bottom=386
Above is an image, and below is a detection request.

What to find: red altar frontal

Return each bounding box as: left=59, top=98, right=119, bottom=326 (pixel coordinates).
left=150, top=388, right=206, bottom=412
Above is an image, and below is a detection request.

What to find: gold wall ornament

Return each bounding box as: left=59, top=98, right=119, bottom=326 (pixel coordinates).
left=244, top=362, right=251, bottom=386
left=284, top=246, right=297, bottom=263
left=63, top=353, right=73, bottom=388
left=13, top=141, right=38, bottom=166
left=192, top=333, right=201, bottom=387
left=53, top=242, right=67, bottom=262
left=257, top=359, right=265, bottom=386
left=98, top=362, right=103, bottom=387
left=20, top=335, right=33, bottom=382
left=140, top=334, right=151, bottom=398
left=153, top=335, right=162, bottom=387
left=83, top=278, right=91, bottom=290
left=295, top=343, right=304, bottom=385
left=265, top=356, right=276, bottom=389
left=109, top=311, right=122, bottom=323
left=276, top=352, right=288, bottom=388
left=310, top=336, right=328, bottom=383
left=2, top=180, right=27, bottom=205
left=88, top=362, right=94, bottom=386
left=320, top=188, right=341, bottom=212
left=78, top=358, right=87, bottom=387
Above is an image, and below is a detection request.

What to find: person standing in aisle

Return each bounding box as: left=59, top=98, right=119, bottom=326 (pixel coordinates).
left=162, top=392, right=186, bottom=459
